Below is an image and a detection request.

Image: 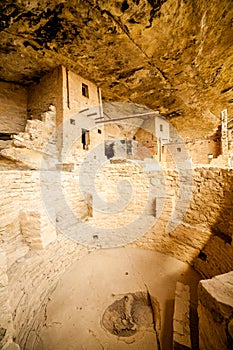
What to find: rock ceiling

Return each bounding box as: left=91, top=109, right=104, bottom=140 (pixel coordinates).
left=0, top=0, right=233, bottom=138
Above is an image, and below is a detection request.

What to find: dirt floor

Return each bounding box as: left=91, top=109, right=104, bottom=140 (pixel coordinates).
left=32, top=248, right=201, bottom=350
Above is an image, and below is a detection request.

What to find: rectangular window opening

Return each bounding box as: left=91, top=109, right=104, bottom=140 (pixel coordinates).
left=160, top=124, right=163, bottom=132
left=70, top=119, right=75, bottom=125
left=98, top=129, right=102, bottom=134
left=82, top=83, right=89, bottom=98
left=177, top=147, right=182, bottom=152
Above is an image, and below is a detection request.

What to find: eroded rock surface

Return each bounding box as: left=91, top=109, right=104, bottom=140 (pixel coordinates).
left=0, top=0, right=233, bottom=138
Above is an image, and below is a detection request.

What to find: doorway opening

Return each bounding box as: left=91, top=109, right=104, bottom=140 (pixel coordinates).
left=82, top=129, right=90, bottom=150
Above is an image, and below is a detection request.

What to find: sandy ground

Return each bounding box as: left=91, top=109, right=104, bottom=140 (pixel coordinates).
left=33, top=248, right=201, bottom=350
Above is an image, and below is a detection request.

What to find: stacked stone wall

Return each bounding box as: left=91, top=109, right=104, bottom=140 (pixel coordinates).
left=0, top=170, right=90, bottom=348
left=0, top=82, right=28, bottom=134
left=129, top=167, right=233, bottom=278
left=0, top=165, right=232, bottom=347
left=198, top=272, right=233, bottom=350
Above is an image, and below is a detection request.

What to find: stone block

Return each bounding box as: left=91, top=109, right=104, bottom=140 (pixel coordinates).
left=198, top=272, right=233, bottom=350
left=20, top=209, right=57, bottom=249
left=173, top=282, right=191, bottom=350
left=56, top=163, right=74, bottom=172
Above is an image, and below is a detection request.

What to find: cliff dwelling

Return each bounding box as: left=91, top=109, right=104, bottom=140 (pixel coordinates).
left=0, top=1, right=233, bottom=350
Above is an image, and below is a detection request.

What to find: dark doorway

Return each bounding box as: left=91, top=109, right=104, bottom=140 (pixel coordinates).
left=82, top=129, right=90, bottom=150
left=105, top=141, right=114, bottom=159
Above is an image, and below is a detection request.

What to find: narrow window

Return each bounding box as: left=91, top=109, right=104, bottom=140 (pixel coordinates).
left=70, top=119, right=75, bottom=125
left=160, top=124, right=163, bottom=132
left=66, top=68, right=70, bottom=109
left=177, top=147, right=181, bottom=152
left=82, top=129, right=90, bottom=150
left=82, top=83, right=89, bottom=98
left=0, top=133, right=12, bottom=140
left=98, top=129, right=102, bottom=134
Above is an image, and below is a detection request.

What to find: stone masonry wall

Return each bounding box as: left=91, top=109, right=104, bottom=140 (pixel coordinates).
left=81, top=161, right=233, bottom=278
left=27, top=67, right=63, bottom=126
left=0, top=82, right=28, bottom=133
left=134, top=127, right=158, bottom=157
left=0, top=170, right=89, bottom=348
left=0, top=170, right=88, bottom=269
left=93, top=160, right=152, bottom=218
left=0, top=165, right=232, bottom=348
left=0, top=106, right=57, bottom=170
left=186, top=139, right=221, bottom=165
left=62, top=67, right=100, bottom=121
left=9, top=236, right=88, bottom=349
left=130, top=166, right=233, bottom=278
left=0, top=165, right=228, bottom=278
left=198, top=272, right=233, bottom=350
